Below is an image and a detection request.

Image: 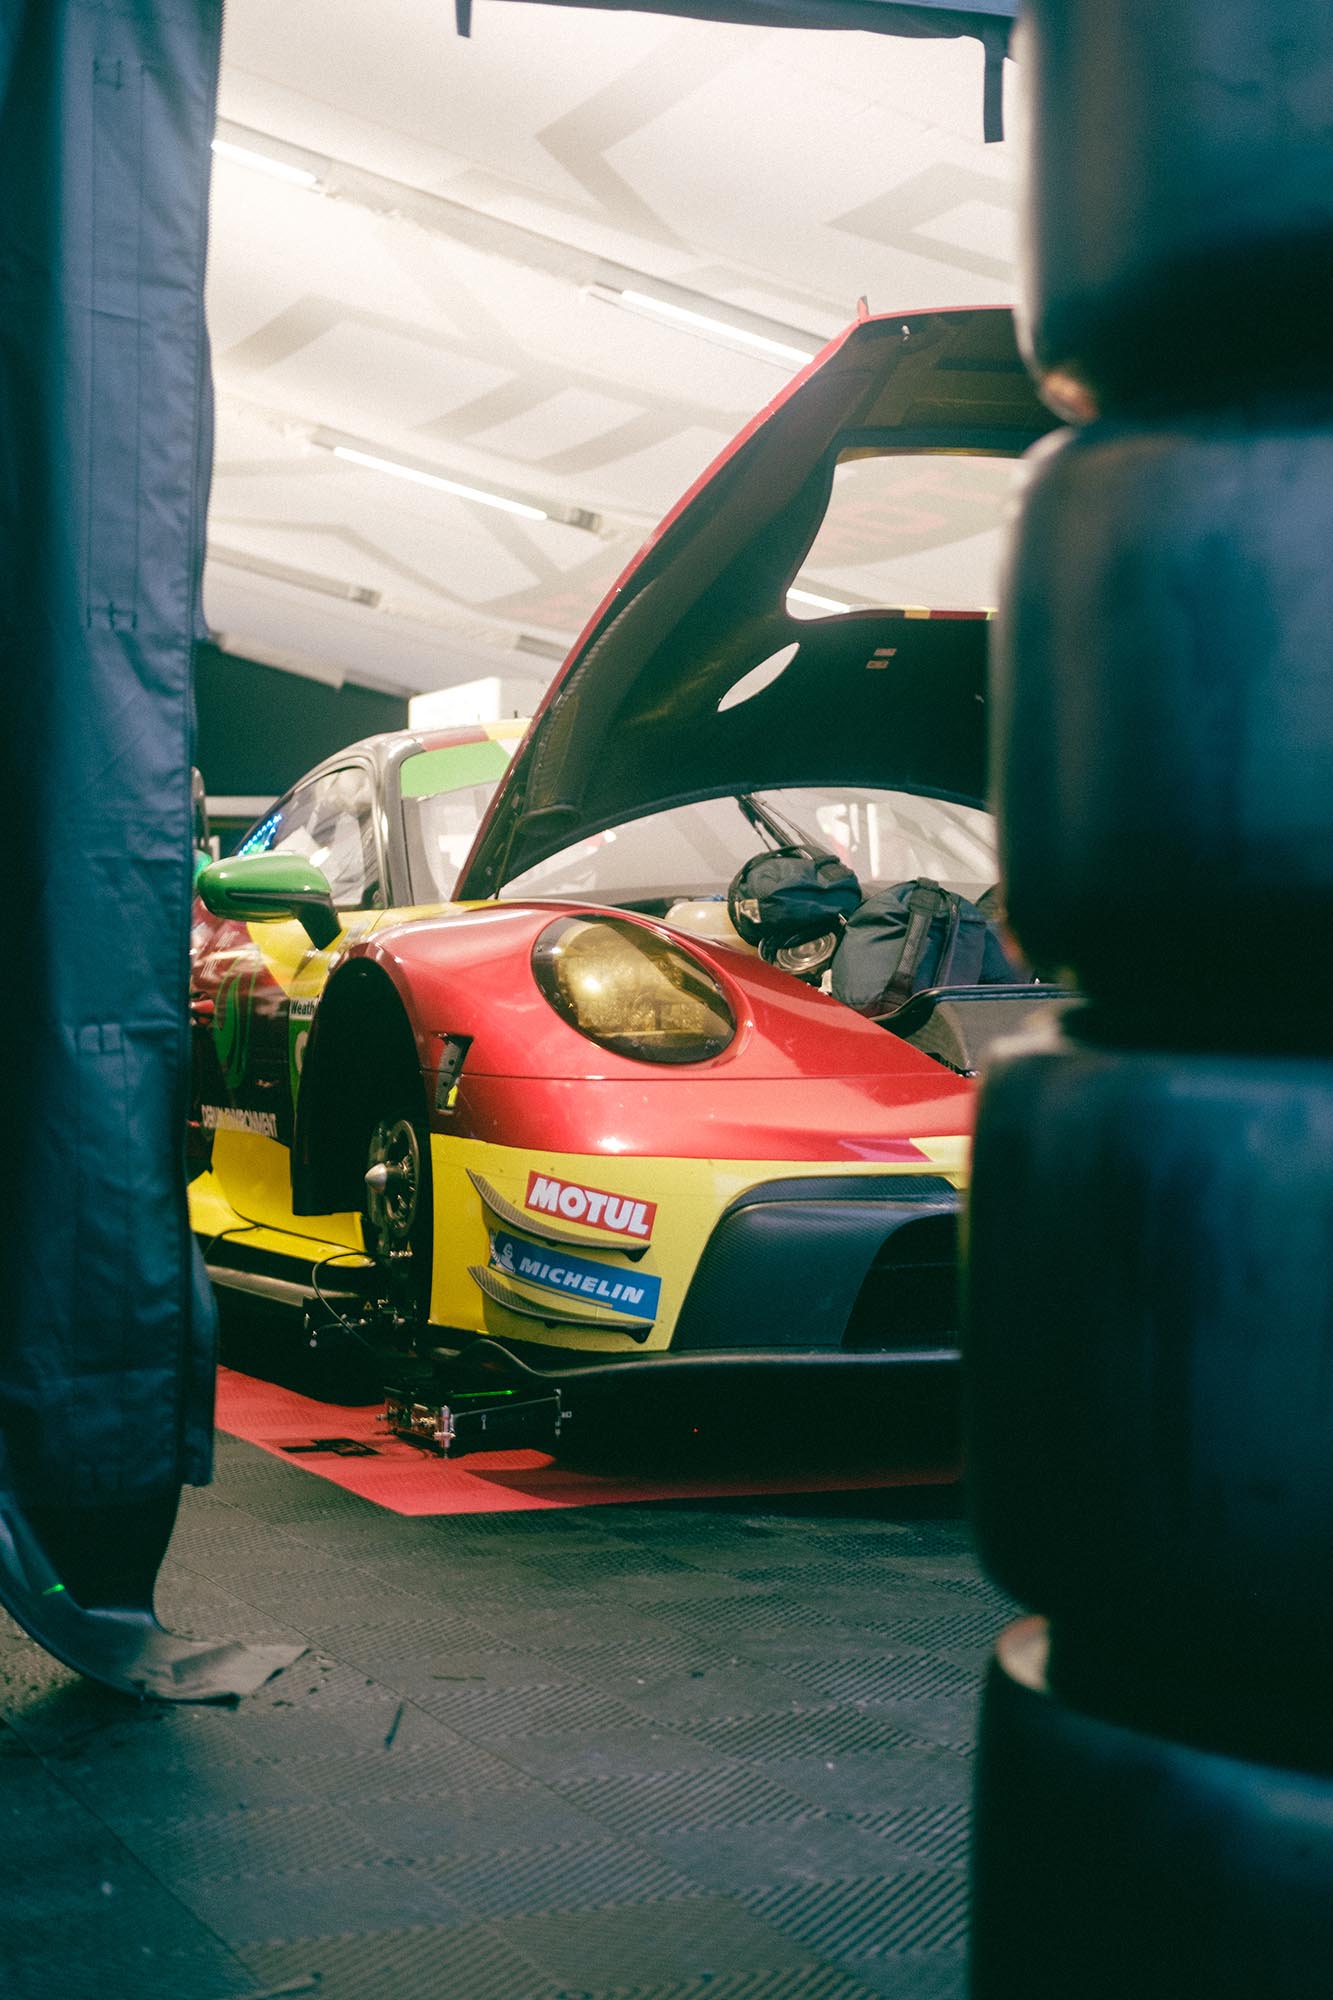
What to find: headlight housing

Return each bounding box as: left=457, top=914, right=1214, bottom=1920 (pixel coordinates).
left=532, top=916, right=736, bottom=1064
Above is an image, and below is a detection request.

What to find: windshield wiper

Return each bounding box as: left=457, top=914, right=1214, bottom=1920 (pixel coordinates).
left=737, top=792, right=814, bottom=852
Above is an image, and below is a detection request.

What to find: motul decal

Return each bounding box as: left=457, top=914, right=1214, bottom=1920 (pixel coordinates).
left=525, top=1171, right=656, bottom=1241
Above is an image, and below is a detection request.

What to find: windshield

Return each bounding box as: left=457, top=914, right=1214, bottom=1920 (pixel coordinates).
left=502, top=789, right=996, bottom=908
left=399, top=738, right=995, bottom=910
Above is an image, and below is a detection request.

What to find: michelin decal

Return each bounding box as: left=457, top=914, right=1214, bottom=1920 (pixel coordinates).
left=490, top=1228, right=661, bottom=1321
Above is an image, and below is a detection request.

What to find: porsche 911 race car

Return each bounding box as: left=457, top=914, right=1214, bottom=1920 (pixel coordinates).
left=190, top=305, right=1061, bottom=1450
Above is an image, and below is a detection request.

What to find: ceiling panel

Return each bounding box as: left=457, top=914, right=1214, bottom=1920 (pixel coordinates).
left=204, top=0, right=1019, bottom=700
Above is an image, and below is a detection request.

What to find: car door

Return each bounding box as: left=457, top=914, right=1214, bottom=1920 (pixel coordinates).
left=190, top=761, right=385, bottom=1238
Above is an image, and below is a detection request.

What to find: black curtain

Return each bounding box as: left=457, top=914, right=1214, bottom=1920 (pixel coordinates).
left=0, top=0, right=224, bottom=1509
left=193, top=644, right=410, bottom=805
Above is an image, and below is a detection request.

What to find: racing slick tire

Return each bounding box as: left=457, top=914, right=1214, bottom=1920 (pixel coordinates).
left=1013, top=0, right=1333, bottom=416
left=992, top=422, right=1333, bottom=1028
left=964, top=1026, right=1333, bottom=1665
left=971, top=1618, right=1333, bottom=2000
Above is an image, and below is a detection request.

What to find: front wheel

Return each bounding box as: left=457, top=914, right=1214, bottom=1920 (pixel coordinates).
left=362, top=1100, right=434, bottom=1338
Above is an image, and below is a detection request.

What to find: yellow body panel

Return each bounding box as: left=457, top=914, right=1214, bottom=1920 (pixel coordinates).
left=191, top=1122, right=968, bottom=1357
left=190, top=1159, right=365, bottom=1261
left=430, top=1133, right=968, bottom=1355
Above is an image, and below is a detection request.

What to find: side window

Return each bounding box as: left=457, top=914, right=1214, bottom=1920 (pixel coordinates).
left=238, top=767, right=382, bottom=910
left=398, top=738, right=518, bottom=902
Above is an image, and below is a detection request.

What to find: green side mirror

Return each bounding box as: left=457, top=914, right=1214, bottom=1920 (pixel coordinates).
left=197, top=854, right=342, bottom=951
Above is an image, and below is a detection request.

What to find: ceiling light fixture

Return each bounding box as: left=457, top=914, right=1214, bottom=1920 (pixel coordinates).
left=587, top=284, right=816, bottom=369
left=210, top=138, right=321, bottom=189
left=786, top=586, right=852, bottom=613
left=207, top=543, right=380, bottom=606
left=515, top=632, right=570, bottom=663
left=330, top=445, right=549, bottom=522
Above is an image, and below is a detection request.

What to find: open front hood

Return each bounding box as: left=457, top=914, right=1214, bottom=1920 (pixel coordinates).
left=457, top=307, right=1055, bottom=902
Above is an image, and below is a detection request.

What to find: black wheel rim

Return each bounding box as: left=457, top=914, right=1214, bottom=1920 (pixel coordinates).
left=365, top=1115, right=421, bottom=1253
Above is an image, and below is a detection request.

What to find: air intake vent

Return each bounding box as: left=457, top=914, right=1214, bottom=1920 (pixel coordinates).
left=843, top=1212, right=959, bottom=1352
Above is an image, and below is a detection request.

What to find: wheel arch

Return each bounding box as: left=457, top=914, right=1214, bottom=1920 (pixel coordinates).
left=291, top=957, right=430, bottom=1216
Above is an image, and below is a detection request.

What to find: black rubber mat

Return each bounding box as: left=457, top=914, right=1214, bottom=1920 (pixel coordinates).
left=0, top=1432, right=1014, bottom=1999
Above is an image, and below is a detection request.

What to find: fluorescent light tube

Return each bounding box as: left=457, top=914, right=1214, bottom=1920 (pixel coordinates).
left=591, top=286, right=815, bottom=368
left=786, top=586, right=851, bottom=613
left=207, top=544, right=380, bottom=606
left=331, top=447, right=548, bottom=521
left=211, top=139, right=320, bottom=189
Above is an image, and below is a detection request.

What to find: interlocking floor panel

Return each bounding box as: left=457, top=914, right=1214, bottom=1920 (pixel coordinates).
left=0, top=1435, right=1009, bottom=2000
left=215, top=1365, right=959, bottom=1516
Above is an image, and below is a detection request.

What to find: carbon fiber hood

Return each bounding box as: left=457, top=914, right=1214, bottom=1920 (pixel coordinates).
left=457, top=307, right=1055, bottom=901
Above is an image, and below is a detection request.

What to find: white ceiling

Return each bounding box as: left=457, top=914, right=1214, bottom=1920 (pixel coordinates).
left=204, top=0, right=1020, bottom=704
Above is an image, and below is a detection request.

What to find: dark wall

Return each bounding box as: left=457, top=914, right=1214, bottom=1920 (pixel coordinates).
left=193, top=642, right=408, bottom=800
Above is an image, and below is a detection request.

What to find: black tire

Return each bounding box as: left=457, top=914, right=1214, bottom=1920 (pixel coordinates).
left=992, top=422, right=1333, bottom=1030
left=964, top=1027, right=1333, bottom=1661
left=1013, top=2, right=1333, bottom=415
left=972, top=1618, right=1333, bottom=2000
left=361, top=1091, right=434, bottom=1335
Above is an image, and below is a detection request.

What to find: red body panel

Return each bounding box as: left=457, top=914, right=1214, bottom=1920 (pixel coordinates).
left=453, top=1073, right=971, bottom=1163
left=351, top=902, right=973, bottom=1159
left=355, top=901, right=963, bottom=1081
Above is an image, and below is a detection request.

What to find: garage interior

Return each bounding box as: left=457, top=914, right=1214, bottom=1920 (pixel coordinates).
left=0, top=11, right=1025, bottom=1991
left=4, top=3, right=1331, bottom=1997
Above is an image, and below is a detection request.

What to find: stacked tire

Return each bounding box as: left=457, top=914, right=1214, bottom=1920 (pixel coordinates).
left=965, top=6, right=1333, bottom=1994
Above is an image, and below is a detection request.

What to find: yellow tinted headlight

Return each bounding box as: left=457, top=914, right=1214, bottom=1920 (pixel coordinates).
left=532, top=916, right=736, bottom=1064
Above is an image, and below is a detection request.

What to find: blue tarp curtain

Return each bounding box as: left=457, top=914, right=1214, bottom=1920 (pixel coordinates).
left=484, top=0, right=1019, bottom=138
left=0, top=1, right=223, bottom=1508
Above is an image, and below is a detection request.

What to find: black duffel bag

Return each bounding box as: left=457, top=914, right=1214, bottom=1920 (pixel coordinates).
left=832, top=878, right=1022, bottom=1017
left=727, top=844, right=862, bottom=951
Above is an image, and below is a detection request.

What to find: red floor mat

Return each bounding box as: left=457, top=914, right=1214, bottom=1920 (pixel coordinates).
left=215, top=1367, right=959, bottom=1517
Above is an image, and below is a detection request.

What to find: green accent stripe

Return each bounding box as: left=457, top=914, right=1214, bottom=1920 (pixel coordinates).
left=400, top=741, right=513, bottom=797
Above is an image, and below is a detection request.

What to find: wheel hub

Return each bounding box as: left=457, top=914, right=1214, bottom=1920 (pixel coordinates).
left=364, top=1117, right=421, bottom=1247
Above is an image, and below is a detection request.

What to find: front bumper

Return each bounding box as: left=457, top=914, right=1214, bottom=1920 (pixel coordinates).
left=435, top=1135, right=968, bottom=1359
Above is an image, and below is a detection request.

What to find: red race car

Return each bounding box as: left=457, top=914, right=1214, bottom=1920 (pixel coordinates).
left=190, top=305, right=1061, bottom=1451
